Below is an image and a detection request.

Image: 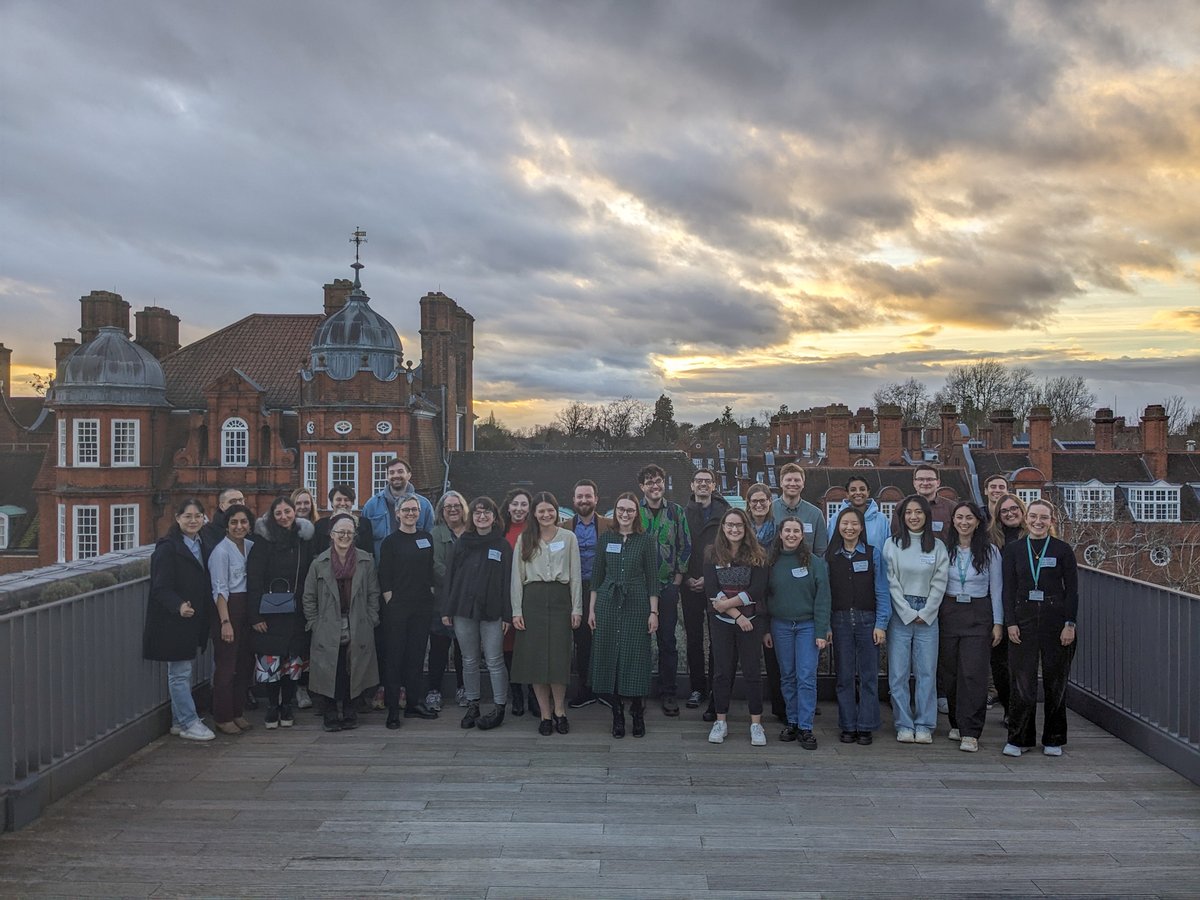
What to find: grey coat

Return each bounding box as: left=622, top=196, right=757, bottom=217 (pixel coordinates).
left=302, top=548, right=381, bottom=700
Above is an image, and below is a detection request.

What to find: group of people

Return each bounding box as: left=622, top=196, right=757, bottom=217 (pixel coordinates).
left=143, top=458, right=1079, bottom=758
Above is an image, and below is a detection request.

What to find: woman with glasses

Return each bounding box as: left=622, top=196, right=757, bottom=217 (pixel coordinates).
left=746, top=483, right=787, bottom=723
left=428, top=490, right=468, bottom=712
left=302, top=513, right=380, bottom=732
left=1002, top=499, right=1078, bottom=758
left=588, top=492, right=658, bottom=738
left=883, top=494, right=949, bottom=744
left=501, top=488, right=535, bottom=716
left=987, top=493, right=1027, bottom=718
left=312, top=485, right=374, bottom=555
left=439, top=497, right=512, bottom=730
left=705, top=507, right=770, bottom=746
left=377, top=496, right=439, bottom=729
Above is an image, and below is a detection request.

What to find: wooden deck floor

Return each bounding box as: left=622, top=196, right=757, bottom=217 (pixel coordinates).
left=1, top=700, right=1197, bottom=898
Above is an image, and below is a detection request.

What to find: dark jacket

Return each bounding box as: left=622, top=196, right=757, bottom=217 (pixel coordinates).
left=143, top=532, right=212, bottom=662
left=199, top=508, right=228, bottom=555
left=1001, top=535, right=1079, bottom=627
left=438, top=530, right=513, bottom=623
left=312, top=515, right=374, bottom=556
left=246, top=515, right=315, bottom=658
left=684, top=494, right=731, bottom=580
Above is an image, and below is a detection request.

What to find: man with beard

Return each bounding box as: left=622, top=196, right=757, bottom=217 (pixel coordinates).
left=566, top=480, right=612, bottom=709
left=682, top=468, right=729, bottom=711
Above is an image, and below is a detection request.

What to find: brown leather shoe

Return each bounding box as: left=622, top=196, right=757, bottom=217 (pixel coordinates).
left=215, top=721, right=241, bottom=736
left=233, top=717, right=253, bottom=731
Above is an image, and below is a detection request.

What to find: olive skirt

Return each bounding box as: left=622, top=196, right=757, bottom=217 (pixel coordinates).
left=511, top=581, right=573, bottom=684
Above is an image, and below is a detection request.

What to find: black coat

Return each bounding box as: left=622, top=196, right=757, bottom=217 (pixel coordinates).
left=143, top=532, right=212, bottom=662
left=438, top=530, right=512, bottom=623
left=246, top=516, right=315, bottom=658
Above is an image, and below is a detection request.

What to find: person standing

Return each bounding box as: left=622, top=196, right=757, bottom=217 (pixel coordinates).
left=290, top=488, right=318, bottom=525
left=987, top=493, right=1027, bottom=717
left=207, top=504, right=256, bottom=735
left=302, top=513, right=381, bottom=732
left=200, top=487, right=246, bottom=551
left=771, top=463, right=828, bottom=555
left=565, top=480, right=612, bottom=710
left=312, top=485, right=374, bottom=555
left=143, top=499, right=215, bottom=742
left=682, top=468, right=729, bottom=712
left=883, top=494, right=950, bottom=744
left=501, top=488, right=535, bottom=716
left=912, top=465, right=954, bottom=537
left=825, top=475, right=890, bottom=553
left=362, top=458, right=434, bottom=558
left=983, top=475, right=1010, bottom=519
left=1002, top=499, right=1079, bottom=758
left=428, top=490, right=468, bottom=711
left=638, top=464, right=692, bottom=717
left=939, top=501, right=1003, bottom=752
left=743, top=481, right=786, bottom=723
left=588, top=492, right=659, bottom=738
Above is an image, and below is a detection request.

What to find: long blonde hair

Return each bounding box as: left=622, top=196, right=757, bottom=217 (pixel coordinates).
left=987, top=492, right=1026, bottom=547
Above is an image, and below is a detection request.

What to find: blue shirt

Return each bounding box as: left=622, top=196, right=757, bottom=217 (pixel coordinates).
left=574, top=517, right=598, bottom=581
left=183, top=535, right=203, bottom=564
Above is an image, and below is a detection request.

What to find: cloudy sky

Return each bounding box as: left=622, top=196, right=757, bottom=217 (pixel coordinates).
left=2, top=0, right=1198, bottom=428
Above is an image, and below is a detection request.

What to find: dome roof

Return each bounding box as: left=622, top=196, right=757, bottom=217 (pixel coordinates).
left=309, top=284, right=403, bottom=382
left=54, top=326, right=169, bottom=406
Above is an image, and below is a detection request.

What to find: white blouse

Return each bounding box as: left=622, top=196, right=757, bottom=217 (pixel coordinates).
left=209, top=536, right=254, bottom=602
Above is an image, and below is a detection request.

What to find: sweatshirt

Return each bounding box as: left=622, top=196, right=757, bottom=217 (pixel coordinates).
left=765, top=550, right=831, bottom=635
left=882, top=533, right=950, bottom=625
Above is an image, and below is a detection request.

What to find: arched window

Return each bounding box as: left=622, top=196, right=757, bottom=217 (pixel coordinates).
left=853, top=458, right=874, bottom=467
left=221, top=417, right=249, bottom=467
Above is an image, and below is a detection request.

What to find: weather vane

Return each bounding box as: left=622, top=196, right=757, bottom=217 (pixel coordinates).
left=349, top=227, right=367, bottom=286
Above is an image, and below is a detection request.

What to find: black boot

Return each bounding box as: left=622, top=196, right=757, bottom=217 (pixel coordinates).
left=527, top=685, right=540, bottom=718
left=323, top=699, right=342, bottom=732
left=477, top=704, right=506, bottom=730
left=611, top=696, right=626, bottom=739
left=631, top=697, right=646, bottom=738
left=461, top=700, right=480, bottom=729
left=510, top=685, right=525, bottom=717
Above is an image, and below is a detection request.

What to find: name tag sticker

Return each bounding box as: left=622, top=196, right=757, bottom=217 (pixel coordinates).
left=487, top=549, right=502, bottom=562
left=803, top=523, right=814, bottom=533
left=920, top=554, right=936, bottom=565
left=932, top=521, right=944, bottom=532
left=1028, top=590, right=1044, bottom=602
left=792, top=567, right=809, bottom=578
left=606, top=543, right=623, bottom=553
left=1041, top=557, right=1057, bottom=567
left=956, top=593, right=971, bottom=604
left=852, top=560, right=870, bottom=573
left=549, top=540, right=565, bottom=552
left=415, top=538, right=431, bottom=549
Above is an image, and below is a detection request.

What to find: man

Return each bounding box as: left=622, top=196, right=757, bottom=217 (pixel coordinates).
left=565, top=479, right=612, bottom=709
left=912, top=465, right=954, bottom=535
left=826, top=475, right=890, bottom=552
left=983, top=474, right=1010, bottom=518
left=638, top=464, right=692, bottom=716
left=770, top=463, right=828, bottom=555
left=313, top=484, right=375, bottom=555
left=362, top=458, right=434, bottom=559
left=682, top=468, right=729, bottom=710
left=200, top=487, right=245, bottom=549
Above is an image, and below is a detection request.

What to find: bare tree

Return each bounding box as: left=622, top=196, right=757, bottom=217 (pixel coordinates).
left=595, top=396, right=651, bottom=449
left=553, top=400, right=597, bottom=439
left=1163, top=395, right=1198, bottom=436
left=935, top=360, right=1022, bottom=433
left=873, top=377, right=936, bottom=427
left=1033, top=376, right=1096, bottom=430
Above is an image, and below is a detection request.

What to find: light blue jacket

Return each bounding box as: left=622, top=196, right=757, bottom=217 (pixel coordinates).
left=362, top=484, right=434, bottom=560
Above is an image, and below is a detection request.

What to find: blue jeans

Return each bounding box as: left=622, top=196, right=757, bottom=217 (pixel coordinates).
left=887, top=597, right=939, bottom=733
left=167, top=659, right=200, bottom=729
left=453, top=617, right=509, bottom=705
left=771, top=619, right=818, bottom=730
left=656, top=583, right=680, bottom=698
left=831, top=609, right=882, bottom=733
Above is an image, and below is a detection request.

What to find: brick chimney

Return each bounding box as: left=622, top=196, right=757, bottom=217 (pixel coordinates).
left=0, top=343, right=10, bottom=398
left=79, top=290, right=130, bottom=343
left=825, top=403, right=851, bottom=467
left=1093, top=407, right=1116, bottom=452
left=135, top=306, right=181, bottom=360
left=55, top=337, right=79, bottom=369
left=939, top=404, right=961, bottom=461
left=1028, top=405, right=1053, bottom=481
left=989, top=408, right=1015, bottom=450
left=323, top=278, right=354, bottom=316
left=1141, top=404, right=1168, bottom=479
left=878, top=403, right=902, bottom=464
left=902, top=424, right=923, bottom=457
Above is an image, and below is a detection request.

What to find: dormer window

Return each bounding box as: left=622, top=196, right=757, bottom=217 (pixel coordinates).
left=221, top=417, right=249, bottom=467
left=1121, top=482, right=1180, bottom=523
left=1060, top=481, right=1114, bottom=522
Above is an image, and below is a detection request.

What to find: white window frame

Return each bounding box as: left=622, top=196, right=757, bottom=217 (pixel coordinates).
left=853, top=458, right=875, bottom=467
left=58, top=418, right=67, bottom=466
left=57, top=503, right=66, bottom=563
left=329, top=453, right=358, bottom=505
left=0, top=512, right=8, bottom=550
left=221, top=417, right=249, bottom=467
left=372, top=453, right=391, bottom=497
left=73, top=418, right=100, bottom=467
left=111, top=419, right=140, bottom=467
left=1016, top=488, right=1042, bottom=506
left=111, top=504, right=139, bottom=552
left=1060, top=482, right=1115, bottom=523
left=73, top=505, right=100, bottom=560
left=879, top=501, right=898, bottom=523
left=303, top=452, right=319, bottom=497
left=825, top=501, right=842, bottom=521
left=1121, top=484, right=1180, bottom=523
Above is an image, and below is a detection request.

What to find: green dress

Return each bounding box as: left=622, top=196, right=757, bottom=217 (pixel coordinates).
left=589, top=530, right=658, bottom=697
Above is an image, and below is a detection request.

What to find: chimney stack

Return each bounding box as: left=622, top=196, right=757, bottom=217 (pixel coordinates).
left=79, top=290, right=130, bottom=343
left=939, top=404, right=961, bottom=461
left=55, top=337, right=79, bottom=370
left=989, top=408, right=1015, bottom=450
left=825, top=404, right=851, bottom=467
left=877, top=403, right=902, bottom=464
left=1028, top=405, right=1053, bottom=481
left=0, top=343, right=10, bottom=398
left=1093, top=407, right=1116, bottom=452
left=1141, top=404, right=1168, bottom=480
left=323, top=278, right=353, bottom=316
left=135, top=306, right=181, bottom=359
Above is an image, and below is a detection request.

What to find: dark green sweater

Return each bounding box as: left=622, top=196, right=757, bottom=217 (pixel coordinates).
left=766, top=551, right=831, bottom=635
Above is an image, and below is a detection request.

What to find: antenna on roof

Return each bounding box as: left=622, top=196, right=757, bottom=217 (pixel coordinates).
left=349, top=227, right=367, bottom=288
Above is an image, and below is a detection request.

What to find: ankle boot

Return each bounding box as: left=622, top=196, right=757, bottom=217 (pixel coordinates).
left=631, top=698, right=646, bottom=738
left=461, top=700, right=480, bottom=729
left=510, top=685, right=525, bottom=717
left=477, top=704, right=505, bottom=731
left=611, top=697, right=626, bottom=738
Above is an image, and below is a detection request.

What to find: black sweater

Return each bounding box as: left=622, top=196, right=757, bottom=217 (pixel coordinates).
left=1001, top=535, right=1079, bottom=625
left=438, top=530, right=513, bottom=622
left=378, top=529, right=435, bottom=606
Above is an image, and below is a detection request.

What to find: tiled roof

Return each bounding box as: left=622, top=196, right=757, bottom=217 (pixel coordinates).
left=0, top=448, right=48, bottom=551
left=1052, top=453, right=1151, bottom=484
left=799, top=467, right=974, bottom=503
left=1166, top=454, right=1200, bottom=484
left=161, top=314, right=322, bottom=410
left=447, top=451, right=698, bottom=507
left=969, top=451, right=1032, bottom=481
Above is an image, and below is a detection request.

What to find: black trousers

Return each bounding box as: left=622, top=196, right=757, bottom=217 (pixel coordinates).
left=381, top=601, right=433, bottom=711
left=990, top=633, right=1010, bottom=712
left=572, top=579, right=593, bottom=696
left=1007, top=603, right=1076, bottom=748
left=680, top=586, right=710, bottom=694
left=710, top=613, right=764, bottom=715
left=427, top=630, right=464, bottom=693
left=938, top=596, right=995, bottom=739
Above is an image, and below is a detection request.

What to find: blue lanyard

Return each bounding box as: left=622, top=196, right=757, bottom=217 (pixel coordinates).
left=1026, top=537, right=1049, bottom=589
left=955, top=550, right=971, bottom=592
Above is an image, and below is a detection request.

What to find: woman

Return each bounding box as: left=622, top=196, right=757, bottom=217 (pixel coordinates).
left=705, top=507, right=770, bottom=746
left=588, top=492, right=658, bottom=738
left=987, top=493, right=1027, bottom=719
left=312, top=485, right=374, bottom=556
left=501, top=488, right=535, bottom=716
left=289, top=489, right=324, bottom=712
left=511, top=492, right=582, bottom=736
left=764, top=517, right=831, bottom=750
left=377, top=496, right=438, bottom=728
left=247, top=496, right=314, bottom=729
left=302, top=513, right=381, bottom=732
left=747, top=482, right=786, bottom=723
left=883, top=494, right=950, bottom=744
left=290, top=488, right=319, bottom=524
left=143, top=498, right=215, bottom=742
left=825, top=507, right=890, bottom=746
left=939, top=501, right=1003, bottom=752
left=207, top=503, right=256, bottom=735
left=1002, top=499, right=1079, bottom=758
left=428, top=490, right=468, bottom=711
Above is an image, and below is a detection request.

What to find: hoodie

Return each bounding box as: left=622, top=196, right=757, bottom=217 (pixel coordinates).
left=826, top=498, right=890, bottom=556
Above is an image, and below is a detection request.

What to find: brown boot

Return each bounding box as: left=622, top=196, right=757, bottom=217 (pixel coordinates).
left=215, top=721, right=241, bottom=735
left=233, top=717, right=253, bottom=731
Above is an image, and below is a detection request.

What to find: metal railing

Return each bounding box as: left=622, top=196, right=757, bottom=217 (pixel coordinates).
left=1069, top=566, right=1199, bottom=785
left=1, top=568, right=212, bottom=830
left=849, top=431, right=880, bottom=449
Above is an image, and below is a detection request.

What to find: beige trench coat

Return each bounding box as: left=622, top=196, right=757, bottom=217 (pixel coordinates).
left=302, top=548, right=381, bottom=699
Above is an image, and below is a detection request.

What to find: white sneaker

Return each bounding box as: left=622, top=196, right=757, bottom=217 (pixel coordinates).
left=1002, top=743, right=1026, bottom=757
left=178, top=721, right=215, bottom=742
left=170, top=723, right=182, bottom=736
left=896, top=728, right=916, bottom=743
left=937, top=697, right=949, bottom=714
left=708, top=721, right=728, bottom=744
left=295, top=686, right=313, bottom=709
left=959, top=737, right=979, bottom=753
left=750, top=723, right=767, bottom=746
left=1043, top=745, right=1063, bottom=757
left=425, top=689, right=442, bottom=712
left=948, top=728, right=961, bottom=741
left=915, top=730, right=933, bottom=744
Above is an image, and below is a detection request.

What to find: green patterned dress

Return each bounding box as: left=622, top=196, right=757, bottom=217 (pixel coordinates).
left=588, top=530, right=658, bottom=697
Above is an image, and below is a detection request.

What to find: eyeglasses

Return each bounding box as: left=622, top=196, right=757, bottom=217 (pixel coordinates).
left=999, top=506, right=1022, bottom=515
left=749, top=498, right=769, bottom=504
left=724, top=522, right=745, bottom=530
left=642, top=478, right=665, bottom=487
left=442, top=503, right=463, bottom=510
left=472, top=510, right=494, bottom=518
left=615, top=506, right=638, bottom=516
left=331, top=530, right=355, bottom=538
left=693, top=479, right=714, bottom=487
left=399, top=508, right=420, bottom=515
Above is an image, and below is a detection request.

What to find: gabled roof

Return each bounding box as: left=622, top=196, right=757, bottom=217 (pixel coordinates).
left=970, top=451, right=1032, bottom=481
left=0, top=448, right=47, bottom=551
left=1053, top=453, right=1151, bottom=484
left=161, top=314, right=322, bottom=410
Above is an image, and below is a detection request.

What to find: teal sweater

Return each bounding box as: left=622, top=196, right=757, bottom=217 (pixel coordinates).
left=766, top=550, right=831, bottom=635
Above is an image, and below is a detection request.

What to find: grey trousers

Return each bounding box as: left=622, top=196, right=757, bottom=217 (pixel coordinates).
left=453, top=617, right=509, bottom=706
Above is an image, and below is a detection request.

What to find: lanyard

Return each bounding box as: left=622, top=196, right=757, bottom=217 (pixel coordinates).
left=956, top=550, right=971, bottom=592
left=1026, top=537, right=1049, bottom=589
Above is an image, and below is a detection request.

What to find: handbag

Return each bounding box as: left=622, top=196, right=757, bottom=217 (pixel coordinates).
left=259, top=554, right=301, bottom=616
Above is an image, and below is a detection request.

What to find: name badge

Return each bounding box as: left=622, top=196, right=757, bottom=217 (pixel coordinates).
left=1028, top=590, right=1044, bottom=602
left=920, top=554, right=936, bottom=565
left=415, top=538, right=431, bottom=549
left=606, top=542, right=623, bottom=553
left=932, top=521, right=944, bottom=532
left=549, top=540, right=565, bottom=552
left=1041, top=557, right=1057, bottom=568
left=956, top=593, right=971, bottom=604
left=487, top=549, right=502, bottom=562
left=803, top=523, right=813, bottom=533
left=852, top=560, right=869, bottom=573
left=791, top=567, right=809, bottom=578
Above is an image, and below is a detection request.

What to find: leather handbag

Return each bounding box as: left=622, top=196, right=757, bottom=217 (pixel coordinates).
left=258, top=555, right=301, bottom=616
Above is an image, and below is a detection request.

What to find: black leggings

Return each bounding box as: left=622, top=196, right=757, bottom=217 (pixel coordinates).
left=266, top=679, right=297, bottom=709
left=710, top=614, right=764, bottom=716
left=427, top=631, right=464, bottom=692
